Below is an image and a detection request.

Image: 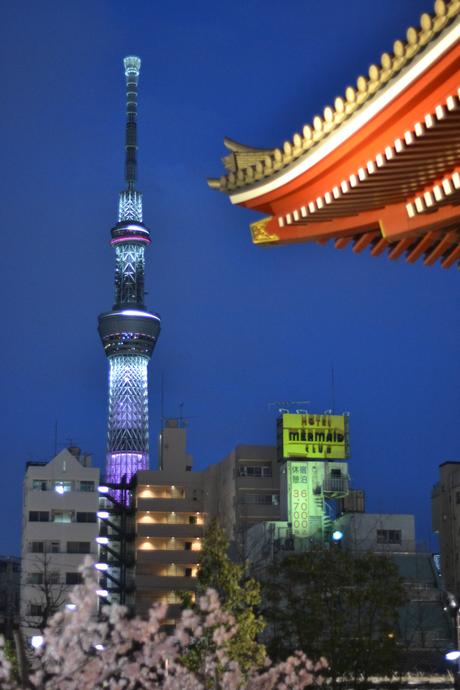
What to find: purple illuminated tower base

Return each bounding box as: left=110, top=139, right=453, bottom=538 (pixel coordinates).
left=106, top=452, right=148, bottom=485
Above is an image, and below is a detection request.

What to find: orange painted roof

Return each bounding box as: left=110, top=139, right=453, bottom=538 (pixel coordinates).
left=209, top=0, right=460, bottom=268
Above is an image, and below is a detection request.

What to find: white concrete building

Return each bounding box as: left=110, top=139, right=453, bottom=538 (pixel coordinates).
left=335, top=512, right=416, bottom=553
left=21, top=447, right=99, bottom=637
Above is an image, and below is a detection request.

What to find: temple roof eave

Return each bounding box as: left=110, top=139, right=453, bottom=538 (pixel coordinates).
left=208, top=0, right=460, bottom=199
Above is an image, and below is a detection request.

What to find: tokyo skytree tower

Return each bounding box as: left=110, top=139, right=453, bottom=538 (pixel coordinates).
left=98, top=57, right=161, bottom=487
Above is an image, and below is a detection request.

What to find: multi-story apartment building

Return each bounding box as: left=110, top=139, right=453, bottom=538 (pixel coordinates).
left=0, top=556, right=20, bottom=639
left=132, top=420, right=206, bottom=616
left=205, top=444, right=281, bottom=555
left=432, top=461, right=460, bottom=600
left=21, top=447, right=99, bottom=637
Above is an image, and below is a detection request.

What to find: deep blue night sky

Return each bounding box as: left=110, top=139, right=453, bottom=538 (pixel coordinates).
left=1, top=0, right=458, bottom=554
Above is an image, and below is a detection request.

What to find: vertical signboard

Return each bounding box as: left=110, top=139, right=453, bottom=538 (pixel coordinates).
left=287, top=461, right=326, bottom=538
left=287, top=461, right=309, bottom=536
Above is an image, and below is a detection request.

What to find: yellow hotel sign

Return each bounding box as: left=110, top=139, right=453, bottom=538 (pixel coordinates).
left=281, top=413, right=349, bottom=459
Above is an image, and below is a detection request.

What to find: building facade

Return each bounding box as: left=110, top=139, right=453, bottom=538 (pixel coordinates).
left=432, top=461, right=460, bottom=599
left=0, top=556, right=20, bottom=639
left=335, top=511, right=416, bottom=553
left=205, top=444, right=281, bottom=556
left=21, top=447, right=99, bottom=637
left=133, top=420, right=206, bottom=617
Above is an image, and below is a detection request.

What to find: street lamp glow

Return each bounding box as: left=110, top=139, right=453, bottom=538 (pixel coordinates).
left=96, top=536, right=109, bottom=545
left=94, top=644, right=105, bottom=651
left=98, top=486, right=109, bottom=494
left=97, top=511, right=110, bottom=519
left=332, top=530, right=344, bottom=542
left=65, top=603, right=77, bottom=611
left=94, top=562, right=109, bottom=571
left=55, top=485, right=65, bottom=495
left=31, top=635, right=44, bottom=649
left=445, top=650, right=460, bottom=661
left=96, top=589, right=109, bottom=597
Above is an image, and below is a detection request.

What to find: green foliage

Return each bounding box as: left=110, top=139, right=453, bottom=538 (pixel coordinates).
left=2, top=638, right=19, bottom=683
left=185, top=518, right=266, bottom=675
left=262, top=546, right=407, bottom=686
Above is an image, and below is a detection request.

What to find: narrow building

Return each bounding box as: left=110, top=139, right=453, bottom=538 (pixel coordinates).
left=20, top=447, right=99, bottom=639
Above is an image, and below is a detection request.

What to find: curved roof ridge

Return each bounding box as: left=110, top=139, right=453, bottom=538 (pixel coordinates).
left=208, top=0, right=460, bottom=193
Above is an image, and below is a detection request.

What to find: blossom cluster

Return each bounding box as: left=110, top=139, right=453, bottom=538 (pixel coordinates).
left=0, top=558, right=326, bottom=689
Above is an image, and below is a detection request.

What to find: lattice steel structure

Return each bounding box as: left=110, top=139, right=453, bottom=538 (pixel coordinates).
left=98, top=56, right=161, bottom=488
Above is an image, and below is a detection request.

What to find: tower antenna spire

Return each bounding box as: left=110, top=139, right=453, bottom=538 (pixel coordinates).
left=123, top=56, right=140, bottom=190
left=118, top=56, right=143, bottom=223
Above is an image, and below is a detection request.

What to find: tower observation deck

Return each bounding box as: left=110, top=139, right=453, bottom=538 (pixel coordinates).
left=98, top=56, right=161, bottom=487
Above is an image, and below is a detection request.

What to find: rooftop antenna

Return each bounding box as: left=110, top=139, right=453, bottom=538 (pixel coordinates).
left=54, top=419, right=58, bottom=456
left=160, top=371, right=165, bottom=429
left=268, top=401, right=311, bottom=415
left=331, top=365, right=336, bottom=414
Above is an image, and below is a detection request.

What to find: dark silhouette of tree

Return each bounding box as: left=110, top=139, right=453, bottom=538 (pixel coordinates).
left=262, top=546, right=406, bottom=687
left=22, top=553, right=70, bottom=632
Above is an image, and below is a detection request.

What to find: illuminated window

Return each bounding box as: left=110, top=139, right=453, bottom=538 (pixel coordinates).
left=139, top=540, right=154, bottom=551
left=54, top=481, right=73, bottom=494
left=52, top=511, right=73, bottom=524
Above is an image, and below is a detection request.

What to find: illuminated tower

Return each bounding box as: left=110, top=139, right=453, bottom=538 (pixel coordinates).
left=98, top=56, right=160, bottom=487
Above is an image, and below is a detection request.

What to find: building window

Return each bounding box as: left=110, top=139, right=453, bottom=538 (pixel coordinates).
left=189, top=516, right=197, bottom=525
left=184, top=542, right=192, bottom=551
left=65, top=573, right=82, bottom=585
left=456, top=491, right=460, bottom=505
left=79, top=481, right=95, bottom=492
left=30, top=542, right=44, bottom=553
left=49, top=542, right=60, bottom=553
left=32, top=480, right=48, bottom=491
left=376, top=529, right=402, bottom=545
left=29, top=604, right=43, bottom=617
left=76, top=512, right=97, bottom=523
left=49, top=572, right=60, bottom=584
left=185, top=568, right=193, bottom=577
left=239, top=493, right=280, bottom=506
left=28, top=573, right=44, bottom=585
left=238, top=464, right=272, bottom=478
left=54, top=481, right=73, bottom=494
left=52, top=511, right=73, bottom=523
left=67, top=542, right=91, bottom=554
left=29, top=511, right=49, bottom=522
